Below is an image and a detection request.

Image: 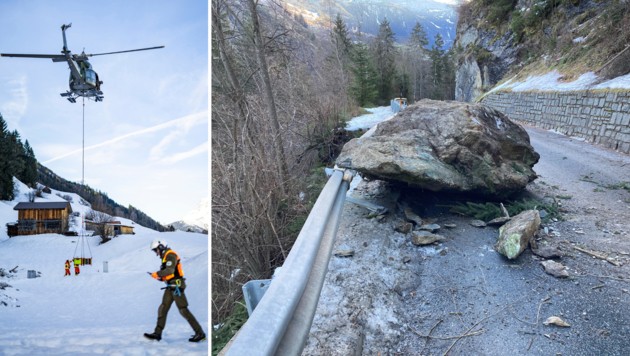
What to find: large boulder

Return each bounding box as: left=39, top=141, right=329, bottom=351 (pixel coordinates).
left=336, top=100, right=539, bottom=197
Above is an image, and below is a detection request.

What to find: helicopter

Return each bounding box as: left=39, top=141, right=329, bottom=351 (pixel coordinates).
left=0, top=23, right=163, bottom=103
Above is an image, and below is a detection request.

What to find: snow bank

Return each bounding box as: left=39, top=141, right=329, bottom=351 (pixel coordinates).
left=345, top=107, right=395, bottom=132
left=490, top=70, right=630, bottom=94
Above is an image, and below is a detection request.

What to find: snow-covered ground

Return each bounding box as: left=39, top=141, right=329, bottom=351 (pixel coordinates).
left=345, top=106, right=395, bottom=132
left=489, top=70, right=630, bottom=93
left=0, top=180, right=208, bottom=355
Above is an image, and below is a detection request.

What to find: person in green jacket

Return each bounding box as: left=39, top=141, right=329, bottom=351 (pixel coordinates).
left=143, top=239, right=206, bottom=342
left=73, top=257, right=81, bottom=275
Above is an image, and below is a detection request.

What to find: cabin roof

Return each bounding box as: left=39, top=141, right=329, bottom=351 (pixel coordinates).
left=14, top=202, right=72, bottom=211
left=84, top=219, right=134, bottom=228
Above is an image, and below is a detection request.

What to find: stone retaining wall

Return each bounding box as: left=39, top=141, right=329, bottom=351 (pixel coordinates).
left=482, top=90, right=630, bottom=154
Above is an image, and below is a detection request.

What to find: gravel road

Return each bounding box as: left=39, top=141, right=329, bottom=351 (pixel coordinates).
left=304, top=125, right=630, bottom=355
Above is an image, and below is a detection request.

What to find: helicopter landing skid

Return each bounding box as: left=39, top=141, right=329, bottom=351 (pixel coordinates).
left=61, top=91, right=103, bottom=103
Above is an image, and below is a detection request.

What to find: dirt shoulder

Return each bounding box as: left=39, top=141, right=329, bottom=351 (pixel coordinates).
left=304, top=126, right=630, bottom=355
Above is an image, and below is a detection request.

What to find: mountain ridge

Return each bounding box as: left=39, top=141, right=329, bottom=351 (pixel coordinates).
left=282, top=0, right=460, bottom=48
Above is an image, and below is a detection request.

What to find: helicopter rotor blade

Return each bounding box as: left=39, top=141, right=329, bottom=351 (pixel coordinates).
left=1, top=53, right=66, bottom=62
left=87, top=46, right=164, bottom=57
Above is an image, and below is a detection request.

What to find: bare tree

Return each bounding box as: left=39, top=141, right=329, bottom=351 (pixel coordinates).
left=211, top=0, right=358, bottom=326
left=86, top=209, right=115, bottom=244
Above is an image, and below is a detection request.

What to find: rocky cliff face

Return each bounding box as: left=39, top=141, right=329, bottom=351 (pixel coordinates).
left=454, top=9, right=519, bottom=102
left=453, top=0, right=628, bottom=102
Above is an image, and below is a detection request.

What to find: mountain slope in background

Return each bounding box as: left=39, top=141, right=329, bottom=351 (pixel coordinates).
left=283, top=0, right=460, bottom=48
left=37, top=163, right=167, bottom=231
left=169, top=198, right=208, bottom=234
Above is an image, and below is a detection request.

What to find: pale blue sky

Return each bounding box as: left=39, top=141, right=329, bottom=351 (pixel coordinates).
left=0, top=0, right=208, bottom=224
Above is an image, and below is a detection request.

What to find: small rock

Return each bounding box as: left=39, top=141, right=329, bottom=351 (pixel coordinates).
left=495, top=210, right=541, bottom=259
left=419, top=223, right=441, bottom=232
left=394, top=221, right=413, bottom=234
left=532, top=245, right=564, bottom=259
left=402, top=256, right=411, bottom=263
left=541, top=260, right=569, bottom=278
left=334, top=249, right=355, bottom=258
left=543, top=316, right=571, bottom=327
left=443, top=223, right=457, bottom=229
left=412, top=231, right=446, bottom=246
left=470, top=219, right=487, bottom=228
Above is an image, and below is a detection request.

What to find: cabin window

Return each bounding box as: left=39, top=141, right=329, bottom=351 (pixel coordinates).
left=44, top=220, right=61, bottom=230
left=18, top=220, right=35, bottom=231
left=85, top=69, right=97, bottom=86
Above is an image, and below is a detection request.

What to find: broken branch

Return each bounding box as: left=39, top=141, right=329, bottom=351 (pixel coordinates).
left=500, top=202, right=510, bottom=218
left=573, top=246, right=621, bottom=266
left=411, top=326, right=484, bottom=340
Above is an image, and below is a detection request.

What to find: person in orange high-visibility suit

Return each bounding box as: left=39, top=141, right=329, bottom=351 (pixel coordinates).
left=64, top=260, right=71, bottom=276
left=73, top=257, right=81, bottom=275
left=143, top=240, right=205, bottom=343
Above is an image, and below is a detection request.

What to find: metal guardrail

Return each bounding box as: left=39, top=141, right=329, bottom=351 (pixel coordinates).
left=223, top=169, right=355, bottom=356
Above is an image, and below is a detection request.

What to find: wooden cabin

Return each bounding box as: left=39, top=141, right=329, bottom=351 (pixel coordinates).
left=110, top=221, right=135, bottom=235
left=13, top=202, right=72, bottom=235
left=84, top=220, right=135, bottom=236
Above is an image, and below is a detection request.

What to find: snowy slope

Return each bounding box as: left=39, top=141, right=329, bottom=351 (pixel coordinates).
left=0, top=179, right=209, bottom=355
left=489, top=70, right=630, bottom=94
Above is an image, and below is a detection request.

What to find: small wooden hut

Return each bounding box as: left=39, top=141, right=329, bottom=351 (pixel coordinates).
left=13, top=202, right=73, bottom=235
left=110, top=221, right=135, bottom=235
left=84, top=220, right=135, bottom=236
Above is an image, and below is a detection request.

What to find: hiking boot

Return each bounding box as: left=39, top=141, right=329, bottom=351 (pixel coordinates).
left=144, top=332, right=161, bottom=341
left=188, top=332, right=206, bottom=342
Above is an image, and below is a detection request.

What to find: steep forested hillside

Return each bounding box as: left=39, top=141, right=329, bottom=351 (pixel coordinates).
left=0, top=114, right=37, bottom=200
left=37, top=164, right=166, bottom=231
left=455, top=0, right=630, bottom=98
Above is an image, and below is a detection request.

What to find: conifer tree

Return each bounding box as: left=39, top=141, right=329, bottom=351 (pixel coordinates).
left=330, top=13, right=354, bottom=109
left=409, top=22, right=429, bottom=50
left=332, top=13, right=352, bottom=58
left=430, top=33, right=446, bottom=99
left=372, top=18, right=397, bottom=104
left=408, top=22, right=430, bottom=101
left=350, top=43, right=378, bottom=106
left=21, top=140, right=38, bottom=187
left=6, top=130, right=26, bottom=183
left=0, top=113, right=13, bottom=200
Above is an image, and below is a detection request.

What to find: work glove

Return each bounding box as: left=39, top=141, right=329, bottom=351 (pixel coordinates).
left=149, top=272, right=162, bottom=281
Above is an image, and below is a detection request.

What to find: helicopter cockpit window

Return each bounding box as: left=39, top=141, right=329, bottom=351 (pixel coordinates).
left=85, top=69, right=97, bottom=86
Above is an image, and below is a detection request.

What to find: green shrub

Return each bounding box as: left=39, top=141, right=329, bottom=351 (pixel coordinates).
left=487, top=0, right=518, bottom=25
left=447, top=198, right=561, bottom=222
left=510, top=10, right=525, bottom=42
left=212, top=301, right=249, bottom=355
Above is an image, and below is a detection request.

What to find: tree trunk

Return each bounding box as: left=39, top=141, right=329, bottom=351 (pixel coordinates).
left=247, top=0, right=290, bottom=188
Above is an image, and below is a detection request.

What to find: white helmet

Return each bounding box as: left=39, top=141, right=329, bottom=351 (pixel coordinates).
left=150, top=239, right=168, bottom=252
